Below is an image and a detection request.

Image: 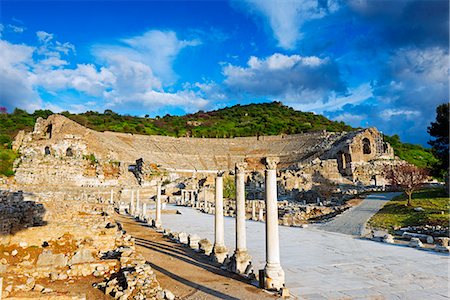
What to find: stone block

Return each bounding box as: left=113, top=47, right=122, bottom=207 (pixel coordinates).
left=36, top=250, right=68, bottom=268
left=188, top=234, right=200, bottom=250
left=69, top=248, right=95, bottom=265
left=178, top=232, right=188, bottom=244
left=408, top=238, right=423, bottom=248
left=402, top=232, right=434, bottom=244
left=198, top=238, right=213, bottom=255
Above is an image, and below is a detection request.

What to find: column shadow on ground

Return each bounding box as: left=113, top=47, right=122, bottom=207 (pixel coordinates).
left=134, top=237, right=242, bottom=300
left=135, top=236, right=254, bottom=284
left=146, top=261, right=240, bottom=300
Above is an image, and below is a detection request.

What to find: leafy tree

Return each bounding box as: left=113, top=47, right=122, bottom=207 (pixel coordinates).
left=428, top=103, right=449, bottom=179
left=384, top=164, right=429, bottom=206
left=223, top=176, right=235, bottom=199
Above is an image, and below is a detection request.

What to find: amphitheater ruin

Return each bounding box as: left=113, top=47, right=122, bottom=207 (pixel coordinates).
left=4, top=114, right=447, bottom=299
left=12, top=114, right=395, bottom=187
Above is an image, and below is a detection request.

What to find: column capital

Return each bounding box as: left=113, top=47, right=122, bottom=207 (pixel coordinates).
left=235, top=162, right=248, bottom=174
left=264, top=157, right=280, bottom=170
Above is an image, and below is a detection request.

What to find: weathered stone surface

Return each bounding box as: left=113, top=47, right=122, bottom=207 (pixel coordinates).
left=178, top=232, right=188, bottom=244
left=198, top=239, right=213, bottom=255
left=36, top=250, right=68, bottom=268
left=188, top=234, right=200, bottom=250
left=402, top=232, right=434, bottom=244
left=408, top=238, right=423, bottom=248
left=164, top=289, right=175, bottom=300
left=69, top=249, right=95, bottom=265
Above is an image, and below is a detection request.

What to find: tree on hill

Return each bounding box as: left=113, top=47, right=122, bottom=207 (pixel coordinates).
left=384, top=164, right=429, bottom=206
left=428, top=103, right=449, bottom=180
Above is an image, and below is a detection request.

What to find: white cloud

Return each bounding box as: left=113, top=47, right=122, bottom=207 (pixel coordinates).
left=374, top=47, right=449, bottom=113
left=222, top=53, right=346, bottom=103
left=294, top=83, right=372, bottom=113
left=0, top=40, right=42, bottom=111
left=36, top=31, right=53, bottom=43
left=35, top=64, right=115, bottom=97
left=238, top=0, right=339, bottom=49
left=8, top=24, right=26, bottom=33
left=380, top=108, right=421, bottom=120
left=1, top=29, right=208, bottom=114
left=94, top=30, right=200, bottom=85
left=332, top=112, right=366, bottom=125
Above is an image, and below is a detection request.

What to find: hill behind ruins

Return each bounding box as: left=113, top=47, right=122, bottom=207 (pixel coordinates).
left=0, top=102, right=438, bottom=177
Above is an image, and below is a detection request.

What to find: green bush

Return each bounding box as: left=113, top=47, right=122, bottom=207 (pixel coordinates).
left=83, top=153, right=98, bottom=165
left=223, top=176, right=235, bottom=199
left=0, top=149, right=18, bottom=176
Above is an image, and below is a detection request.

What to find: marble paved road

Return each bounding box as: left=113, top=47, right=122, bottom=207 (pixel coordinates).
left=313, top=192, right=401, bottom=236
left=159, top=204, right=449, bottom=299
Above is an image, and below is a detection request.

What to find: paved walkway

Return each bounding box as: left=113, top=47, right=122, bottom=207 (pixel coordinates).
left=115, top=214, right=276, bottom=300
left=314, top=192, right=401, bottom=236
left=159, top=204, right=449, bottom=299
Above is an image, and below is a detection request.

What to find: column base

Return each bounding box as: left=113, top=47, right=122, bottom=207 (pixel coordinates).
left=153, top=220, right=162, bottom=229
left=210, top=244, right=228, bottom=264
left=228, top=249, right=252, bottom=274
left=264, top=262, right=285, bottom=290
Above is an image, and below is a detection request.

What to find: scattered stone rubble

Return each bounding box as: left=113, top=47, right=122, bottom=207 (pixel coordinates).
left=0, top=188, right=172, bottom=299
left=174, top=190, right=362, bottom=227
left=367, top=227, right=450, bottom=253
left=94, top=235, right=173, bottom=299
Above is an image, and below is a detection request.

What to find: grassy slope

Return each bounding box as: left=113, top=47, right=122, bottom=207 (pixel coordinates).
left=368, top=189, right=449, bottom=230
left=383, top=134, right=438, bottom=168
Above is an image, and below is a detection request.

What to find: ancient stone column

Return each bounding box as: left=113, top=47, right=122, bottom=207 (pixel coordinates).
left=252, top=200, right=256, bottom=220
left=264, top=157, right=285, bottom=290
left=154, top=181, right=162, bottom=228
left=130, top=190, right=135, bottom=215
left=136, top=190, right=140, bottom=214
left=259, top=207, right=264, bottom=222
left=230, top=162, right=251, bottom=274
left=211, top=172, right=228, bottom=263
left=142, top=203, right=147, bottom=217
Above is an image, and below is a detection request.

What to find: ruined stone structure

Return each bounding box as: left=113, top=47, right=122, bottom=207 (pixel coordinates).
left=0, top=191, right=45, bottom=235
left=13, top=114, right=396, bottom=189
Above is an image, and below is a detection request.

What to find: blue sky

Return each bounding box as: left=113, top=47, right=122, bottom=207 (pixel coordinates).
left=0, top=0, right=448, bottom=145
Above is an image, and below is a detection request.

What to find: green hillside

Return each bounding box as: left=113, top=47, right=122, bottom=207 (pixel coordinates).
left=0, top=102, right=439, bottom=176
left=67, top=102, right=353, bottom=137
left=383, top=135, right=438, bottom=169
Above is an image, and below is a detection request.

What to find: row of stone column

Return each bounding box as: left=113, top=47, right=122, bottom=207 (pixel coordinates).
left=180, top=189, right=198, bottom=205
left=127, top=183, right=163, bottom=229
left=211, top=157, right=285, bottom=290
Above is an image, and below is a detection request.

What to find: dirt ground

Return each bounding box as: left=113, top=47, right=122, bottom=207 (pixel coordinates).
left=115, top=214, right=279, bottom=300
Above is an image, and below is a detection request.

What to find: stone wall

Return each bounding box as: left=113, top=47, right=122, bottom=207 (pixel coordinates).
left=0, top=191, right=45, bottom=235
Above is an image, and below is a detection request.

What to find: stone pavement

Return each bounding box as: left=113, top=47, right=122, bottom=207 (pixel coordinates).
left=313, top=192, right=401, bottom=236
left=160, top=204, right=449, bottom=299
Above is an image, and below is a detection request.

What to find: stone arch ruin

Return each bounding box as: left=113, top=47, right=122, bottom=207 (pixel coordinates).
left=46, top=124, right=52, bottom=139
left=66, top=147, right=73, bottom=157
left=362, top=138, right=371, bottom=155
